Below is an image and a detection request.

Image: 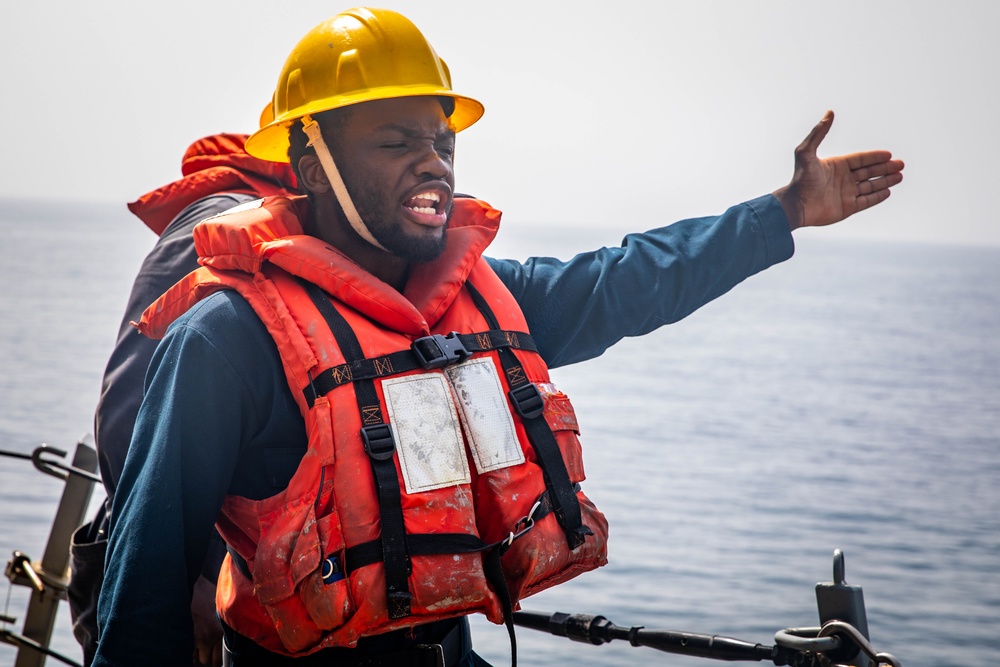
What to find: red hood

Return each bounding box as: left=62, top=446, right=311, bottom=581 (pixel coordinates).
left=128, top=133, right=300, bottom=236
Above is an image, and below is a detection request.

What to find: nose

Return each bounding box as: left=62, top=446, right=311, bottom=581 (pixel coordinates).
left=413, top=143, right=452, bottom=180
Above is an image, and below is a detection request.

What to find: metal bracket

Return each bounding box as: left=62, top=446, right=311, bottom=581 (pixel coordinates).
left=31, top=444, right=102, bottom=484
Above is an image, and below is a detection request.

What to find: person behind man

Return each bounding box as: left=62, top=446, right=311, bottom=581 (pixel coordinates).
left=94, top=8, right=902, bottom=666
left=68, top=134, right=299, bottom=666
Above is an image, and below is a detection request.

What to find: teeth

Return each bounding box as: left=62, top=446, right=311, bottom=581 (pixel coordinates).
left=405, top=191, right=442, bottom=215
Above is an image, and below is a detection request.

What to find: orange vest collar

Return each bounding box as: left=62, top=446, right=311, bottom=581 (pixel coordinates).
left=192, top=196, right=502, bottom=335
left=128, top=133, right=299, bottom=236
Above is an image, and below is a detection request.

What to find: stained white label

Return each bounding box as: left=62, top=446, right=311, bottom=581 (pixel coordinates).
left=203, top=197, right=264, bottom=220
left=381, top=374, right=471, bottom=494
left=445, top=357, right=524, bottom=473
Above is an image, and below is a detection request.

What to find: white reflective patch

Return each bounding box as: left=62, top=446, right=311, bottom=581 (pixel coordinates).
left=201, top=197, right=265, bottom=221
left=381, top=374, right=471, bottom=494
left=445, top=357, right=524, bottom=474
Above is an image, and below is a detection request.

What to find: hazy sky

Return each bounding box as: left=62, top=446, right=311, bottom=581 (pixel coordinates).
left=3, top=1, right=998, bottom=247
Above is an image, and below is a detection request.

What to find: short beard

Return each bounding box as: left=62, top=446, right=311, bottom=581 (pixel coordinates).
left=356, top=190, right=450, bottom=263
left=375, top=221, right=448, bottom=263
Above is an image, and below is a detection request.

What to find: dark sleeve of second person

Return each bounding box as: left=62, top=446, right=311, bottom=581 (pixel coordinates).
left=486, top=195, right=794, bottom=369
left=94, top=292, right=305, bottom=666
left=94, top=194, right=258, bottom=583
left=94, top=193, right=258, bottom=500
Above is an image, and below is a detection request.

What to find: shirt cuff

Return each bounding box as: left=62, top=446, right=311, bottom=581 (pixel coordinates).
left=746, top=194, right=795, bottom=266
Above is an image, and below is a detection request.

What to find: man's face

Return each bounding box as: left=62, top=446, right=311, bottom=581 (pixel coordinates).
left=329, top=96, right=457, bottom=262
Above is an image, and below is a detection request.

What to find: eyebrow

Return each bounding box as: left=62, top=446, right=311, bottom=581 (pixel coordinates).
left=372, top=123, right=455, bottom=142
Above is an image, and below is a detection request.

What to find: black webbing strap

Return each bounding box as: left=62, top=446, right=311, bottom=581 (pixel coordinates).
left=225, top=486, right=581, bottom=580
left=484, top=542, right=519, bottom=667
left=465, top=283, right=592, bottom=550
left=228, top=485, right=573, bottom=667
left=340, top=484, right=578, bottom=572
left=302, top=329, right=538, bottom=408
left=301, top=281, right=412, bottom=619
left=344, top=533, right=490, bottom=574
left=222, top=616, right=463, bottom=667
left=345, top=532, right=520, bottom=667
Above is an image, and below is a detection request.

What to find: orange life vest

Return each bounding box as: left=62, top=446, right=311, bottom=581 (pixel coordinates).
left=136, top=196, right=608, bottom=656
left=127, top=133, right=299, bottom=236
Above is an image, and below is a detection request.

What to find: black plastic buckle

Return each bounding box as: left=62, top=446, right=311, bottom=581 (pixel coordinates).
left=509, top=383, right=544, bottom=419
left=412, top=332, right=470, bottom=370
left=361, top=424, right=396, bottom=461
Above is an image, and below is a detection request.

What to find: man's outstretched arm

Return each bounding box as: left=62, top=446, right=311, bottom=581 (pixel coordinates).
left=493, top=112, right=904, bottom=368
left=773, top=110, right=905, bottom=230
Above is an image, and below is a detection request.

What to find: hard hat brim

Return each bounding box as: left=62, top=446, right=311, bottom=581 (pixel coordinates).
left=246, top=88, right=484, bottom=164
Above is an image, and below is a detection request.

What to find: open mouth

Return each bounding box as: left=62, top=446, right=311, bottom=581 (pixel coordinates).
left=403, top=190, right=444, bottom=216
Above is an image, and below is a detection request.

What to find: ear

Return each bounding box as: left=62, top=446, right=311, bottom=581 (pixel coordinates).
left=297, top=154, right=331, bottom=195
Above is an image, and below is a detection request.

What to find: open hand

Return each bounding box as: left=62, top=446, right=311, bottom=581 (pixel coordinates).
left=773, top=111, right=904, bottom=230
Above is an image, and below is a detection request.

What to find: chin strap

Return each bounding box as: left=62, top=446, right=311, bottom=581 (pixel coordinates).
left=301, top=114, right=389, bottom=252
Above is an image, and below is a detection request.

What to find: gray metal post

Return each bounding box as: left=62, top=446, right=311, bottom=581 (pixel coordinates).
left=15, top=436, right=97, bottom=667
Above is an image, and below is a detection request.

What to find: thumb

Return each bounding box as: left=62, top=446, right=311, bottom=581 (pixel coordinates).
left=796, top=110, right=835, bottom=159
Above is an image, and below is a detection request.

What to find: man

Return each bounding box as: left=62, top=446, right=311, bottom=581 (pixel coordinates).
left=94, top=8, right=902, bottom=667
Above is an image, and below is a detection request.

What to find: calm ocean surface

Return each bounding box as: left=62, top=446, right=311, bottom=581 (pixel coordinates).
left=1, top=200, right=997, bottom=667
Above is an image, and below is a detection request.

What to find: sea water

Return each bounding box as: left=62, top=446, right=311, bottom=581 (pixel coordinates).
left=0, top=200, right=997, bottom=667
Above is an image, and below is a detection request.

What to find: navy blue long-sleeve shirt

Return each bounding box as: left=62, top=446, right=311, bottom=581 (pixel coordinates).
left=95, top=195, right=793, bottom=665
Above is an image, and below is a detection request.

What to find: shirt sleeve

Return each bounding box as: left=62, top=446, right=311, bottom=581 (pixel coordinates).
left=487, top=194, right=794, bottom=368
left=93, top=293, right=278, bottom=667
left=94, top=193, right=258, bottom=499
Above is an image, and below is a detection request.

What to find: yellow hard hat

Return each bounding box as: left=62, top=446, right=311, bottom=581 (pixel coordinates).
left=258, top=97, right=275, bottom=129
left=246, top=7, right=484, bottom=163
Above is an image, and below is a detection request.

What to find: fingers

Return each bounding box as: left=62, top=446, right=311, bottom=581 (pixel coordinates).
left=847, top=149, right=900, bottom=170
left=857, top=171, right=904, bottom=196
left=852, top=157, right=904, bottom=182
left=796, top=110, right=835, bottom=157
left=854, top=154, right=904, bottom=197
left=854, top=158, right=903, bottom=217
left=855, top=187, right=892, bottom=213
left=194, top=643, right=223, bottom=666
